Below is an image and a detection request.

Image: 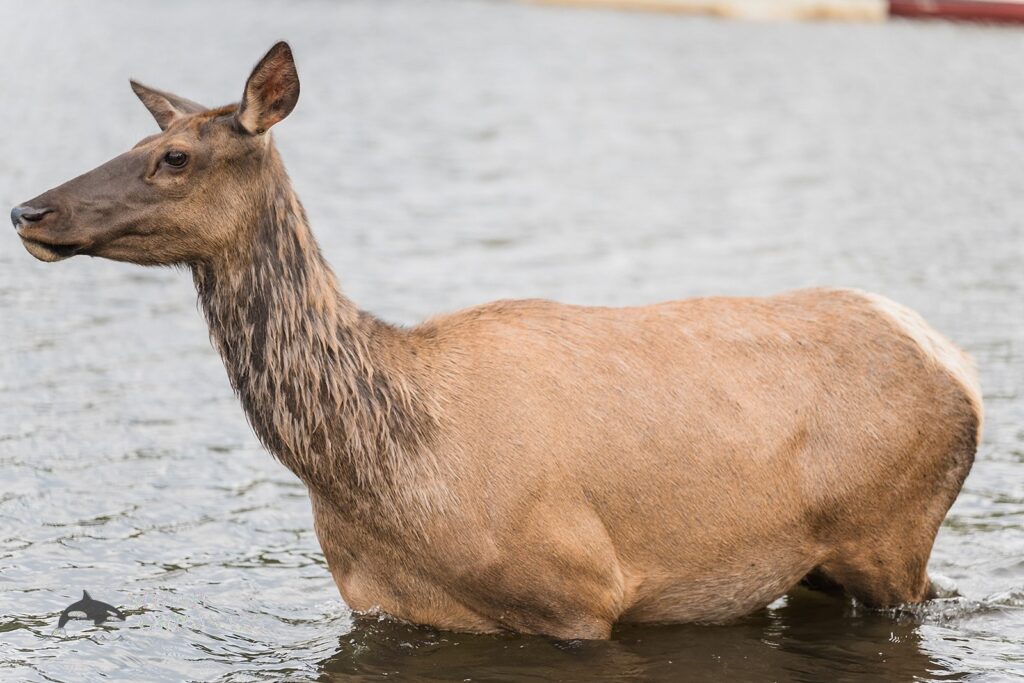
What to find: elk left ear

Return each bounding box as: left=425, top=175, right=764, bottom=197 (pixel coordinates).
left=236, top=41, right=300, bottom=135
left=130, top=80, right=206, bottom=131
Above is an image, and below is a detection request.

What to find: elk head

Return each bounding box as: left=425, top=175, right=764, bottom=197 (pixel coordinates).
left=11, top=42, right=300, bottom=266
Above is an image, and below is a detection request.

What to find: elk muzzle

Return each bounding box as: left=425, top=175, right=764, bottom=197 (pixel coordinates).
left=11, top=205, right=53, bottom=227
left=11, top=202, right=84, bottom=263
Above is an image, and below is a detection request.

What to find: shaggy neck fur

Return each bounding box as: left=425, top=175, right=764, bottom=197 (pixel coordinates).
left=191, top=154, right=437, bottom=507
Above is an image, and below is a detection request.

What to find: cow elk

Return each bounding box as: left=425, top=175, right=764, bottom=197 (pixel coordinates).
left=12, top=42, right=982, bottom=639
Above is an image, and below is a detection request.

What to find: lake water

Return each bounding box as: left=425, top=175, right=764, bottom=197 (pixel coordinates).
left=1, top=1, right=1022, bottom=680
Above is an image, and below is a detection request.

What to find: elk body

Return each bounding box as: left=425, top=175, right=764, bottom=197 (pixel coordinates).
left=12, top=43, right=982, bottom=640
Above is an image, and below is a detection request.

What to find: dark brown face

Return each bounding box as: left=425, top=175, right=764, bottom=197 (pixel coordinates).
left=11, top=41, right=300, bottom=266
left=13, top=116, right=256, bottom=265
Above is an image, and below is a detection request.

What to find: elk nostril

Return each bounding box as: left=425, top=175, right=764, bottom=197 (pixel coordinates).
left=22, top=208, right=52, bottom=222
left=11, top=205, right=53, bottom=228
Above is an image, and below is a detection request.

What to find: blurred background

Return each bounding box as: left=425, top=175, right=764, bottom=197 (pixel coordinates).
left=1, top=0, right=1022, bottom=680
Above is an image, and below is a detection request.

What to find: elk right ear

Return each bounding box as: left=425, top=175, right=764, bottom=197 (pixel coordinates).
left=130, top=80, right=206, bottom=131
left=235, top=41, right=300, bottom=135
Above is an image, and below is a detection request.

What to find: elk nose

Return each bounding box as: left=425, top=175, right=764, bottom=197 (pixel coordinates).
left=11, top=205, right=53, bottom=229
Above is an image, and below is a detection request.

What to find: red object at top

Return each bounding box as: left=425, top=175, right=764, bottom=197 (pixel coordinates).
left=890, top=0, right=1024, bottom=23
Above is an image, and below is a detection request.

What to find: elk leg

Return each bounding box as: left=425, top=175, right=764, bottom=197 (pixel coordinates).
left=813, top=540, right=933, bottom=608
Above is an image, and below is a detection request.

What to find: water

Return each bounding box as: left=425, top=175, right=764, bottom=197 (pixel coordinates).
left=1, top=0, right=1022, bottom=680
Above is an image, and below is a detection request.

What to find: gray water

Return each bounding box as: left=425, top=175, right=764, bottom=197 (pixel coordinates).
left=1, top=1, right=1022, bottom=680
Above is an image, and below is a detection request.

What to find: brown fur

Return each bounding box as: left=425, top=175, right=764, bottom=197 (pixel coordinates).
left=13, top=43, right=982, bottom=639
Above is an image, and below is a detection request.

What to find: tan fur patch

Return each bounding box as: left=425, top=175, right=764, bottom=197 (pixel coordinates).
left=850, top=289, right=983, bottom=440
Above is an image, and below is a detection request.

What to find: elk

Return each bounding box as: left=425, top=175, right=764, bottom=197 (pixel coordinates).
left=12, top=42, right=982, bottom=640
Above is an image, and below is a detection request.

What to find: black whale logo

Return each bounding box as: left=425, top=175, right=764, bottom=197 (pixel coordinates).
left=57, top=590, right=126, bottom=629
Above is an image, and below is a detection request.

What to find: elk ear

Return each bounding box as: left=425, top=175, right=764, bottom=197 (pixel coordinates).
left=130, top=80, right=206, bottom=131
left=235, top=41, right=299, bottom=135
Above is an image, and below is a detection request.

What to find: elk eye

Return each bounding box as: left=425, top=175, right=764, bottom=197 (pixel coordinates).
left=163, top=151, right=188, bottom=168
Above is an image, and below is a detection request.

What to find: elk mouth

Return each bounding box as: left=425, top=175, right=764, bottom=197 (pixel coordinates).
left=18, top=234, right=86, bottom=262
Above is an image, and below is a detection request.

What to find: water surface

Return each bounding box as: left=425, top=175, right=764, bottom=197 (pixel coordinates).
left=1, top=1, right=1022, bottom=680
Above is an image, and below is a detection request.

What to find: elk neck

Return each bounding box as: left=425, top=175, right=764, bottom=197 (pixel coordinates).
left=190, top=149, right=439, bottom=507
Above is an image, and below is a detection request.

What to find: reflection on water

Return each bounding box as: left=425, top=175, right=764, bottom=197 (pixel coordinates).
left=1, top=0, right=1022, bottom=681
left=321, top=589, right=964, bottom=682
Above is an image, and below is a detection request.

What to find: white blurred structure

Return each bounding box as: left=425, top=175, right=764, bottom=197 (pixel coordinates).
left=531, top=0, right=887, bottom=21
